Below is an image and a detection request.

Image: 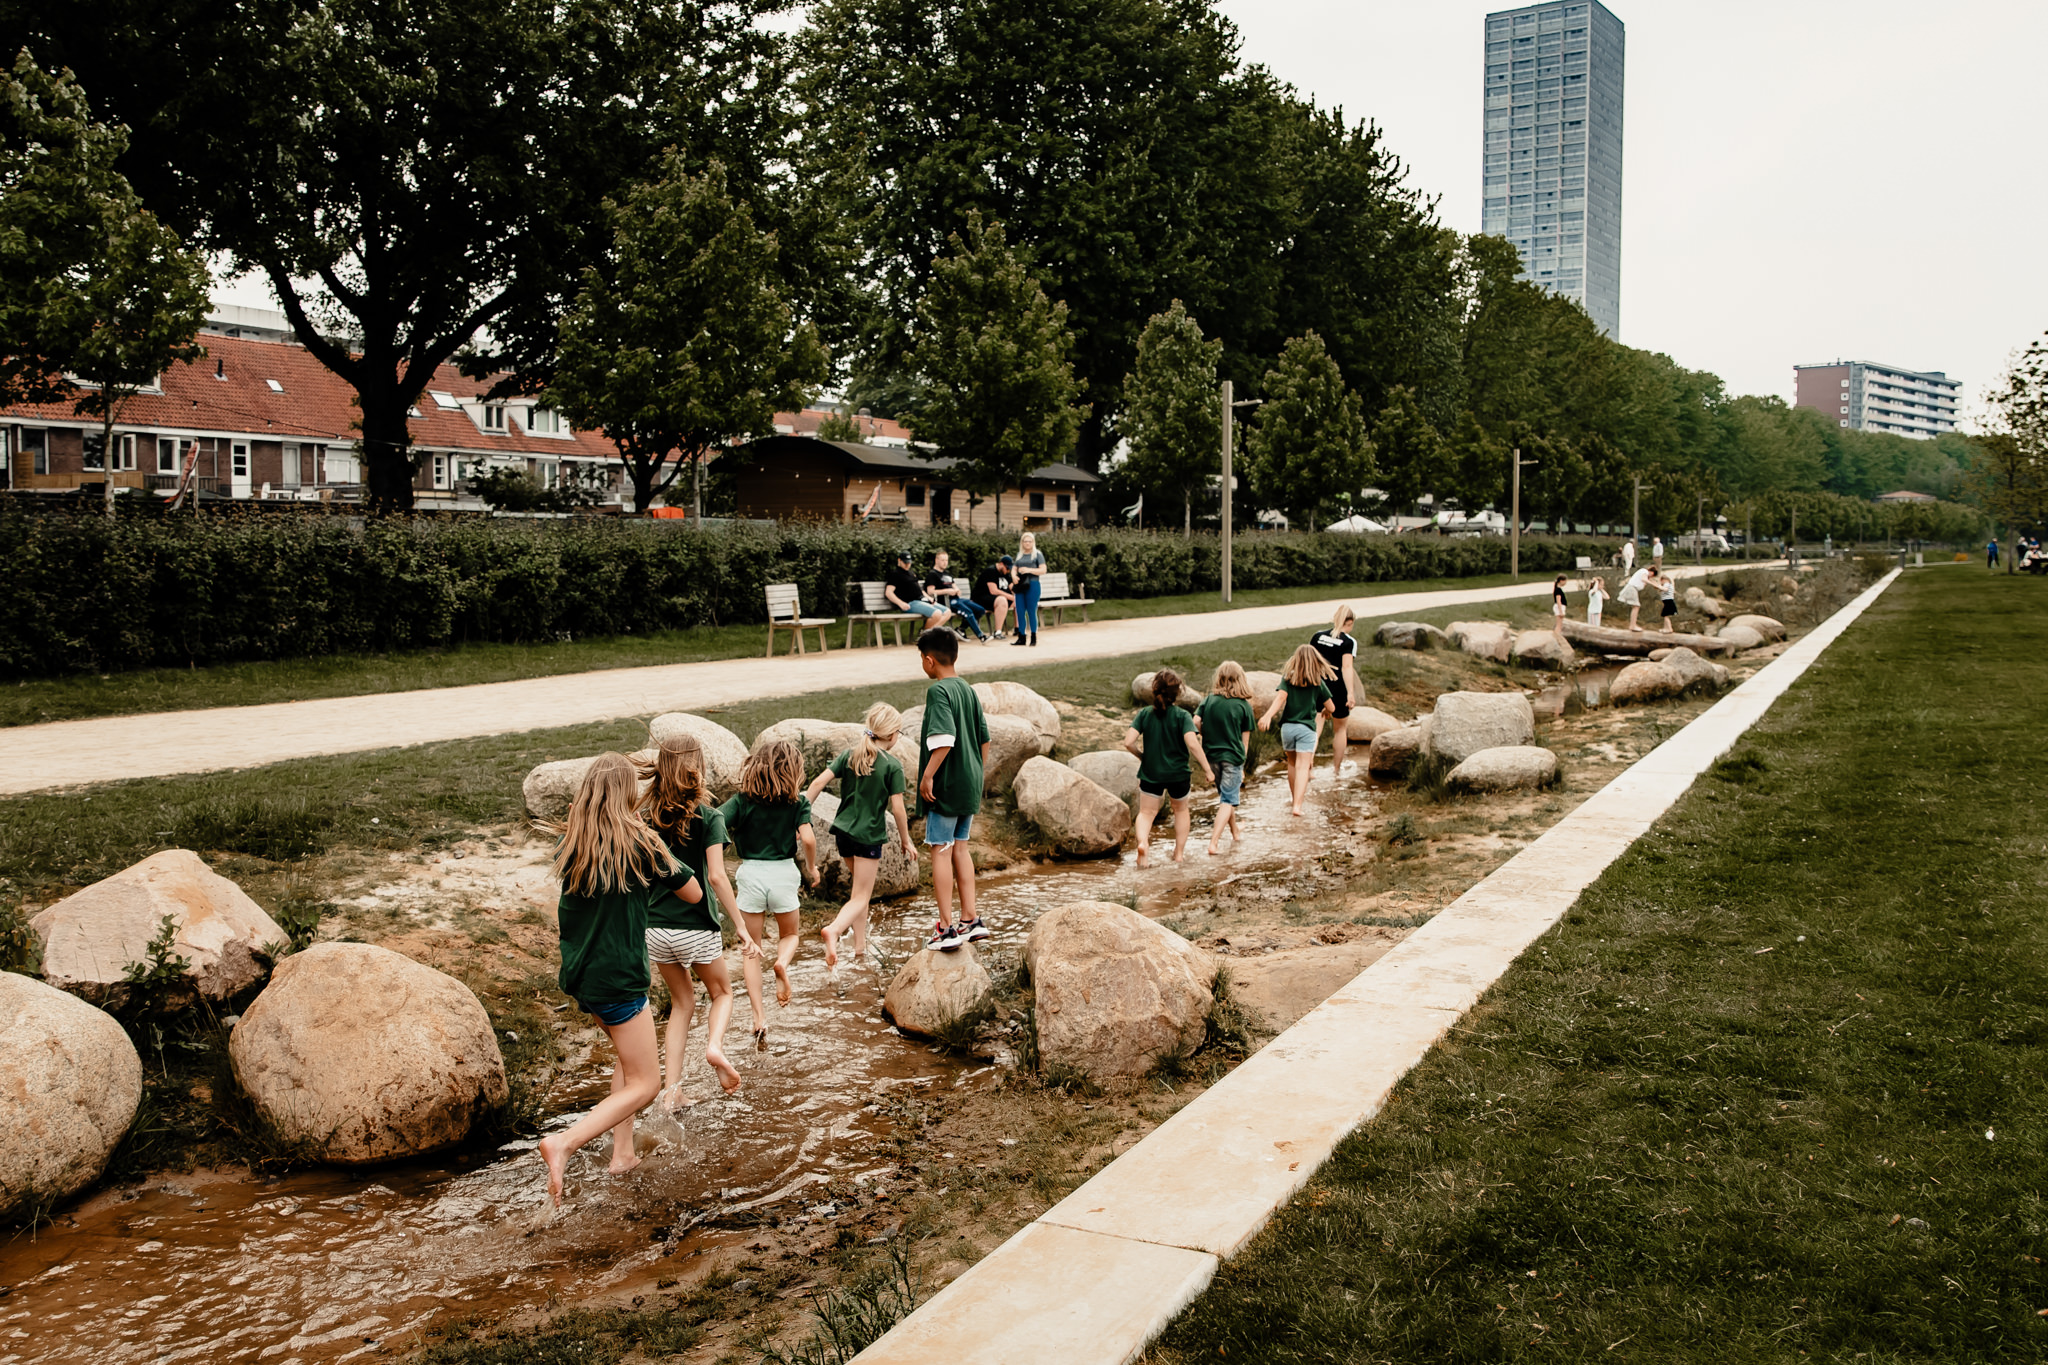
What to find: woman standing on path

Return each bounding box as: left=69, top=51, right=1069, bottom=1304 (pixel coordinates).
left=1011, top=532, right=1046, bottom=647
left=803, top=703, right=916, bottom=970
left=1124, top=669, right=1213, bottom=866
left=1197, top=663, right=1256, bottom=856
left=1551, top=575, right=1569, bottom=641
left=1307, top=606, right=1362, bottom=780
left=1258, top=645, right=1336, bottom=817
left=717, top=740, right=820, bottom=1032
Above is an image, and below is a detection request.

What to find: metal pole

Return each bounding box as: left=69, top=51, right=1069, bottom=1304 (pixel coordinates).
left=1631, top=475, right=1641, bottom=552
left=1696, top=497, right=1705, bottom=565
left=1510, top=446, right=1521, bottom=581
left=1220, top=380, right=1233, bottom=604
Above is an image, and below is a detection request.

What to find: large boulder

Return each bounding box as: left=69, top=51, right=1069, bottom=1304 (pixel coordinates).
left=1717, top=624, right=1767, bottom=652
left=1661, top=646, right=1730, bottom=696
left=1025, top=901, right=1214, bottom=1079
left=1344, top=706, right=1404, bottom=744
left=1422, top=692, right=1535, bottom=765
left=229, top=943, right=509, bottom=1165
left=1446, top=746, right=1559, bottom=793
left=1726, top=614, right=1786, bottom=642
left=1609, top=660, right=1686, bottom=705
left=984, top=714, right=1045, bottom=795
left=1068, top=749, right=1142, bottom=802
left=810, top=792, right=920, bottom=899
left=31, top=850, right=288, bottom=1012
left=1367, top=723, right=1425, bottom=777
left=1447, top=620, right=1514, bottom=663
left=882, top=946, right=992, bottom=1038
left=974, top=681, right=1061, bottom=753
left=1131, top=673, right=1202, bottom=712
left=0, top=972, right=141, bottom=1219
left=522, top=749, right=657, bottom=823
left=756, top=718, right=865, bottom=785
left=1013, top=757, right=1132, bottom=857
left=646, top=713, right=749, bottom=794
left=1244, top=671, right=1283, bottom=721
left=1374, top=621, right=1448, bottom=651
left=1510, top=630, right=1575, bottom=671
left=1684, top=587, right=1731, bottom=620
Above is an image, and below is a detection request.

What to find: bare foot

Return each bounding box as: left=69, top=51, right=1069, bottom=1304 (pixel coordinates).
left=773, top=963, right=792, bottom=1006
left=1290, top=806, right=1306, bottom=817
left=660, top=1083, right=691, bottom=1114
left=1206, top=844, right=1221, bottom=857
left=608, top=1146, right=641, bottom=1177
left=820, top=926, right=840, bottom=969
left=1133, top=846, right=1150, bottom=868
left=707, top=1047, right=743, bottom=1094
left=1169, top=847, right=1184, bottom=862
left=537, top=1134, right=569, bottom=1206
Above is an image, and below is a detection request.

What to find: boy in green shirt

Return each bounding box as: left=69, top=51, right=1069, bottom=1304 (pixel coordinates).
left=916, top=628, right=991, bottom=951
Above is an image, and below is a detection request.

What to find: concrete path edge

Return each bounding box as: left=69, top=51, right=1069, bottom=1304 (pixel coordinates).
left=849, top=568, right=1901, bottom=1365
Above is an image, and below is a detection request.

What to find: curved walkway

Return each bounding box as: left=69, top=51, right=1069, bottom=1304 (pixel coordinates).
left=0, top=567, right=1733, bottom=795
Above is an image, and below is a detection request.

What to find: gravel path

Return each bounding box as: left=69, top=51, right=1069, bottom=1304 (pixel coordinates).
left=0, top=571, right=1727, bottom=795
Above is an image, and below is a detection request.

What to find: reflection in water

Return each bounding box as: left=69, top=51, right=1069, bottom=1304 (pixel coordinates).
left=0, top=759, right=1361, bottom=1365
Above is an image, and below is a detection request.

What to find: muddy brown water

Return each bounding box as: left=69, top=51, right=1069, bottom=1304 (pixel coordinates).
left=0, top=762, right=1366, bottom=1365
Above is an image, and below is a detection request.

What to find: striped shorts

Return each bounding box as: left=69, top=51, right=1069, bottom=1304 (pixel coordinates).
left=646, top=926, right=723, bottom=967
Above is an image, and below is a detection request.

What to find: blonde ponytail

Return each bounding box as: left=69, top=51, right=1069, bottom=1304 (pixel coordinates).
left=850, top=702, right=902, bottom=778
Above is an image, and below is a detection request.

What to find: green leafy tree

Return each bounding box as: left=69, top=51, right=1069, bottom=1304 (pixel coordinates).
left=813, top=410, right=861, bottom=442
left=0, top=53, right=208, bottom=516
left=1244, top=331, right=1373, bottom=530
left=1120, top=301, right=1221, bottom=534
left=1367, top=385, right=1445, bottom=520
left=1442, top=410, right=1505, bottom=514
left=11, top=0, right=785, bottom=512
left=549, top=157, right=827, bottom=515
left=906, top=215, right=1086, bottom=524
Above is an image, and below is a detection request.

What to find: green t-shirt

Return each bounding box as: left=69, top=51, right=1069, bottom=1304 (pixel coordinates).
left=557, top=857, right=688, bottom=1005
left=651, top=807, right=726, bottom=932
left=919, top=676, right=989, bottom=816
left=717, top=792, right=813, bottom=863
left=1196, top=695, right=1255, bottom=767
left=827, top=749, right=907, bottom=846
left=1131, top=706, right=1194, bottom=785
left=1278, top=679, right=1332, bottom=728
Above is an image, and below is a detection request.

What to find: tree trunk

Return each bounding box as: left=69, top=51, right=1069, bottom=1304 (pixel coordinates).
left=358, top=385, right=418, bottom=514
left=100, top=400, right=119, bottom=520
left=1184, top=491, right=1191, bottom=536
left=629, top=454, right=657, bottom=513
left=693, top=454, right=703, bottom=519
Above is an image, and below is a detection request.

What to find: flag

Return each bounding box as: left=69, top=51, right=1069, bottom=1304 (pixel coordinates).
left=860, top=483, right=881, bottom=520
left=1122, top=493, right=1144, bottom=519
left=168, top=440, right=197, bottom=510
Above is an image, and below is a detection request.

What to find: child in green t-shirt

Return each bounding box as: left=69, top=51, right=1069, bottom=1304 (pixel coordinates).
left=539, top=752, right=704, bottom=1206
left=1197, top=661, right=1258, bottom=856
left=1258, top=644, right=1336, bottom=817
left=915, top=628, right=991, bottom=951
left=804, top=702, right=916, bottom=970
left=1122, top=668, right=1214, bottom=866
left=717, top=739, right=819, bottom=1028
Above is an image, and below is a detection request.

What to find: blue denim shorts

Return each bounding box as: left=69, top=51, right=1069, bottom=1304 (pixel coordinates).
left=924, top=809, right=975, bottom=846
left=1280, top=722, right=1318, bottom=754
left=1213, top=762, right=1244, bottom=806
left=904, top=599, right=941, bottom=619
left=582, top=996, right=647, bottom=1027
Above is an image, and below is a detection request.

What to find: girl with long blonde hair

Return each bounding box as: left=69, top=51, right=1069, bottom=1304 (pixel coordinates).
left=1258, top=645, right=1336, bottom=816
left=1197, top=662, right=1257, bottom=854
left=538, top=752, right=704, bottom=1205
left=803, top=703, right=916, bottom=968
left=638, top=735, right=749, bottom=1107
left=717, top=739, right=820, bottom=1031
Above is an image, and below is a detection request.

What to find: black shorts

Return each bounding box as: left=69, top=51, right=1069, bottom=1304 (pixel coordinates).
left=1661, top=599, right=1677, bottom=617
left=833, top=830, right=885, bottom=861
left=1138, top=777, right=1191, bottom=801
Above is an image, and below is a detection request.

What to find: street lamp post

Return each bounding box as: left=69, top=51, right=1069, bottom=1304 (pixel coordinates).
left=1220, top=381, right=1262, bottom=603
left=1510, top=446, right=1538, bottom=580
left=1696, top=496, right=1708, bottom=565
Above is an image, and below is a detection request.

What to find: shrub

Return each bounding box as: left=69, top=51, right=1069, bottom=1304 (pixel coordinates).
left=0, top=499, right=1615, bottom=679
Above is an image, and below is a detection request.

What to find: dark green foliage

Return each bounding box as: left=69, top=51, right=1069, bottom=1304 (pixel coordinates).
left=171, top=794, right=337, bottom=861
left=0, top=901, right=39, bottom=974
left=756, top=1242, right=921, bottom=1365
left=118, top=912, right=190, bottom=1016
left=0, top=504, right=1613, bottom=679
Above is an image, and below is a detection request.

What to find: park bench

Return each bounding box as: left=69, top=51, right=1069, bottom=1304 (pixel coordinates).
left=845, top=580, right=922, bottom=648
left=1036, top=571, right=1094, bottom=625
left=764, top=583, right=835, bottom=657
left=1574, top=555, right=1593, bottom=571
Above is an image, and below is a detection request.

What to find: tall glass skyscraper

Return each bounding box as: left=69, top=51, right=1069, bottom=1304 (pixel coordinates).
left=1481, top=2, right=1625, bottom=337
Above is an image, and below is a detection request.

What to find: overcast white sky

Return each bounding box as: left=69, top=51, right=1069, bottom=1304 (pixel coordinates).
left=1216, top=0, right=2047, bottom=419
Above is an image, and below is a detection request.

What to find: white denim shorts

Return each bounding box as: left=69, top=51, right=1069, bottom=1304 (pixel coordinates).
left=735, top=858, right=800, bottom=918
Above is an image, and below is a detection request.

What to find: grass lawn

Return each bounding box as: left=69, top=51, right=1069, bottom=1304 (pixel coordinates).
left=1156, top=567, right=2048, bottom=1362
left=0, top=571, right=1542, bottom=729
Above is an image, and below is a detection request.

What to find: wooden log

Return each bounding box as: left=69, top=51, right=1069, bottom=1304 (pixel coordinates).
left=1561, top=620, right=1732, bottom=657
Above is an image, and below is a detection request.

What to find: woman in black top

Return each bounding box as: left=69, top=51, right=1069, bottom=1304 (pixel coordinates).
left=1552, top=574, right=1569, bottom=640
left=1308, top=606, right=1361, bottom=780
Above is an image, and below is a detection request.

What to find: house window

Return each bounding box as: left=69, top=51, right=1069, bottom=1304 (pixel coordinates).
left=115, top=434, right=137, bottom=471
left=529, top=408, right=562, bottom=434
left=1057, top=494, right=1071, bottom=513
left=432, top=454, right=451, bottom=489
left=83, top=434, right=106, bottom=470
left=281, top=443, right=301, bottom=486
left=231, top=444, right=250, bottom=480
left=157, top=438, right=179, bottom=473
left=906, top=484, right=926, bottom=507
left=23, top=428, right=48, bottom=475
left=327, top=449, right=360, bottom=483
left=481, top=405, right=506, bottom=431
left=1028, top=491, right=1045, bottom=512
left=539, top=461, right=559, bottom=489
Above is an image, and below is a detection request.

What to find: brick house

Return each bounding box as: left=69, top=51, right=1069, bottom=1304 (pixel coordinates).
left=730, top=434, right=1096, bottom=530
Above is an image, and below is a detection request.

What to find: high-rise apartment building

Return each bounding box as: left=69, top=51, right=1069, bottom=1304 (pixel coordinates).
left=1480, top=2, right=1625, bottom=337
left=1793, top=361, right=1960, bottom=440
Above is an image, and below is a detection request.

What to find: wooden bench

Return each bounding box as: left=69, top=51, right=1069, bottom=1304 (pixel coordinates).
left=1036, top=571, right=1094, bottom=625
left=764, top=583, right=834, bottom=656
left=845, top=580, right=922, bottom=648
left=1574, top=556, right=1593, bottom=571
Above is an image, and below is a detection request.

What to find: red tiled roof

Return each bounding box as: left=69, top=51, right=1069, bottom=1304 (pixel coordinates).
left=777, top=406, right=912, bottom=442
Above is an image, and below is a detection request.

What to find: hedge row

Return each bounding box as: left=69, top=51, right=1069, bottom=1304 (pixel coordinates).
left=0, top=504, right=1615, bottom=678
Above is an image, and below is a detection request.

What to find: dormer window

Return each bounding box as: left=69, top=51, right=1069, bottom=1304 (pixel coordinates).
left=529, top=407, right=563, bottom=435
left=481, top=405, right=507, bottom=431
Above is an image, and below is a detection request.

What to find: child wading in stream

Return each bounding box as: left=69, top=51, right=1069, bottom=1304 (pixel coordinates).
left=916, top=627, right=991, bottom=951
left=1259, top=644, right=1336, bottom=817
left=1198, top=662, right=1257, bottom=856
left=1125, top=668, right=1214, bottom=866
left=638, top=734, right=748, bottom=1109
left=717, top=740, right=820, bottom=1033
left=803, top=702, right=917, bottom=969
left=539, top=752, right=705, bottom=1205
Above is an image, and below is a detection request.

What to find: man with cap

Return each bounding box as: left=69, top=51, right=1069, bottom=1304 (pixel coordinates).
left=885, top=549, right=951, bottom=632
left=972, top=555, right=1016, bottom=640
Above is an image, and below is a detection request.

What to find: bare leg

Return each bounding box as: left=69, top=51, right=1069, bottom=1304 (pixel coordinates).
left=1289, top=751, right=1312, bottom=815
left=1169, top=796, right=1191, bottom=861
left=820, top=858, right=880, bottom=968
left=1207, top=802, right=1229, bottom=856
left=740, top=910, right=769, bottom=1035
left=771, top=910, right=800, bottom=1005
left=536, top=1006, right=659, bottom=1204
left=1133, top=791, right=1163, bottom=866
left=654, top=960, right=698, bottom=1110
left=951, top=841, right=976, bottom=923
left=693, top=960, right=742, bottom=1094
left=931, top=841, right=956, bottom=929
left=1331, top=726, right=1349, bottom=780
